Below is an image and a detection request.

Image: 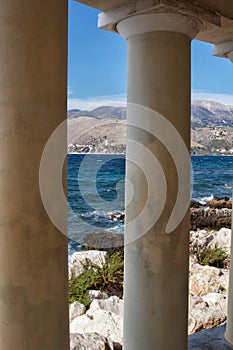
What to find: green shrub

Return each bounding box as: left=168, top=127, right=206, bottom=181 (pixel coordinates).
left=196, top=247, right=228, bottom=268
left=69, top=251, right=124, bottom=307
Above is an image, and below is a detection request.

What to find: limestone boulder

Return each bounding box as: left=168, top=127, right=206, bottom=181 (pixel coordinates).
left=70, top=308, right=123, bottom=344
left=69, top=250, right=107, bottom=278
left=88, top=290, right=109, bottom=302
left=189, top=262, right=229, bottom=296
left=188, top=293, right=227, bottom=334
left=190, top=228, right=231, bottom=254
left=82, top=231, right=124, bottom=255
left=70, top=297, right=123, bottom=344
left=210, top=228, right=231, bottom=254
left=202, top=292, right=228, bottom=314
left=89, top=296, right=124, bottom=317
left=70, top=332, right=122, bottom=350
left=69, top=301, right=86, bottom=322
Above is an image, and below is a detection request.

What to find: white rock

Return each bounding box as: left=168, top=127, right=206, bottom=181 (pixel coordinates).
left=189, top=262, right=229, bottom=296
left=89, top=296, right=124, bottom=317
left=70, top=309, right=123, bottom=344
left=189, top=254, right=198, bottom=268
left=69, top=250, right=107, bottom=278
left=70, top=332, right=118, bottom=350
left=190, top=228, right=231, bottom=254
left=188, top=294, right=227, bottom=334
left=69, top=301, right=86, bottom=322
left=88, top=290, right=109, bottom=301
left=188, top=254, right=229, bottom=335
left=211, top=228, right=231, bottom=254
left=202, top=293, right=227, bottom=314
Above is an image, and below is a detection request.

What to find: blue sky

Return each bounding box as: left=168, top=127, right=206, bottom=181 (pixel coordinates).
left=68, top=1, right=233, bottom=110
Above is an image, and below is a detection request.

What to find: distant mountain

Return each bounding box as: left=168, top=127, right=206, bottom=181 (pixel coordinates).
left=69, top=109, right=81, bottom=113
left=191, top=100, right=233, bottom=128
left=68, top=109, right=81, bottom=119
left=68, top=106, right=127, bottom=120
left=67, top=109, right=93, bottom=119
left=68, top=100, right=233, bottom=128
left=67, top=100, right=233, bottom=155
left=90, top=106, right=127, bottom=119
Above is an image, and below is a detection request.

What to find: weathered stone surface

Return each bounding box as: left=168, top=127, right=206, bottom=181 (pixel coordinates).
left=69, top=302, right=86, bottom=322
left=205, top=197, right=232, bottom=209
left=188, top=293, right=227, bottom=334
left=69, top=258, right=229, bottom=344
left=89, top=296, right=124, bottom=317
left=69, top=250, right=106, bottom=278
left=70, top=332, right=122, bottom=350
left=70, top=309, right=123, bottom=344
left=88, top=290, right=109, bottom=302
left=82, top=231, right=124, bottom=255
left=189, top=259, right=229, bottom=296
left=70, top=296, right=123, bottom=344
left=190, top=228, right=231, bottom=254
left=188, top=325, right=233, bottom=349
left=69, top=226, right=232, bottom=346
left=188, top=255, right=229, bottom=334
left=190, top=208, right=232, bottom=230
left=202, top=293, right=228, bottom=314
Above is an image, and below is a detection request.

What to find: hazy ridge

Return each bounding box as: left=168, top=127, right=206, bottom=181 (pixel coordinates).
left=68, top=100, right=233, bottom=155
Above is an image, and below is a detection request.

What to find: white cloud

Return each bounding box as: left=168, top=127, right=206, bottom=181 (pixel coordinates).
left=67, top=94, right=127, bottom=110
left=191, top=91, right=233, bottom=106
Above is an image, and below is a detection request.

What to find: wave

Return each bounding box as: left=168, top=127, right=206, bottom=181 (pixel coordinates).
left=193, top=194, right=214, bottom=204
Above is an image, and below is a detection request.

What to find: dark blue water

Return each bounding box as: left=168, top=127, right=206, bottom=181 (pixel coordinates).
left=191, top=156, right=233, bottom=202
left=68, top=154, right=126, bottom=254
left=68, top=154, right=233, bottom=255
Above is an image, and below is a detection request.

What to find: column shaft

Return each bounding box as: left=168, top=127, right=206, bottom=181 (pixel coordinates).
left=124, top=31, right=191, bottom=350
left=225, top=198, right=233, bottom=344
left=0, top=1, right=69, bottom=349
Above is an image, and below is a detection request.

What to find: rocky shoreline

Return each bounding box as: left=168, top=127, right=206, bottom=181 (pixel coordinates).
left=107, top=197, right=232, bottom=231
left=69, top=197, right=232, bottom=350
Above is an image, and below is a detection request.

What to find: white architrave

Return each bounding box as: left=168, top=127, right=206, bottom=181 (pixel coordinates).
left=98, top=0, right=221, bottom=33
left=213, top=40, right=233, bottom=63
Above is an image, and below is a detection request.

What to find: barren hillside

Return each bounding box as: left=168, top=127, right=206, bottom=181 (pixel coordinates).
left=68, top=101, right=233, bottom=155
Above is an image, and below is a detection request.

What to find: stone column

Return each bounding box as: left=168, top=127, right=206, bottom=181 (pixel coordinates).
left=0, top=1, right=69, bottom=350
left=213, top=43, right=233, bottom=344
left=117, top=13, right=201, bottom=350
left=225, top=196, right=233, bottom=345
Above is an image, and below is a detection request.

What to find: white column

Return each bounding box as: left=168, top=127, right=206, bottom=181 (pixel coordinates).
left=213, top=42, right=233, bottom=344
left=225, top=195, right=233, bottom=344
left=0, top=1, right=69, bottom=349
left=117, top=13, right=201, bottom=350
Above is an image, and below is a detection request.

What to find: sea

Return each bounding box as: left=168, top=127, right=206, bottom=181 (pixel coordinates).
left=68, top=154, right=233, bottom=257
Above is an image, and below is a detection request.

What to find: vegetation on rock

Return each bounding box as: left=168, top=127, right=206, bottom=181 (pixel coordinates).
left=196, top=247, right=229, bottom=268
left=69, top=251, right=124, bottom=307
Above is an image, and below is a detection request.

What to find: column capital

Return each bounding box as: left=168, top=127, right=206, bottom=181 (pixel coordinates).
left=213, top=40, right=233, bottom=63
left=117, top=12, right=202, bottom=40
left=98, top=0, right=221, bottom=37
